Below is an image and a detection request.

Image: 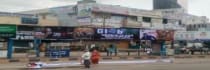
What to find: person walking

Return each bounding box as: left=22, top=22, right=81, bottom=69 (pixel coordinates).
left=81, top=50, right=91, bottom=68
left=91, top=49, right=100, bottom=64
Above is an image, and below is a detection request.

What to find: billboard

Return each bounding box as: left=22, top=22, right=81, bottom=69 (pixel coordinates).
left=92, top=4, right=129, bottom=15
left=174, top=31, right=195, bottom=40
left=77, top=4, right=92, bottom=17
left=195, top=31, right=210, bottom=40
left=34, top=27, right=74, bottom=39
left=95, top=28, right=139, bottom=40
left=140, top=30, right=157, bottom=41
left=156, top=30, right=175, bottom=41
left=73, top=28, right=95, bottom=39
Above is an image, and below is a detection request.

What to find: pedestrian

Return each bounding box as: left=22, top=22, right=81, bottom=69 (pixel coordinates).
left=91, top=49, right=100, bottom=64
left=81, top=50, right=91, bottom=68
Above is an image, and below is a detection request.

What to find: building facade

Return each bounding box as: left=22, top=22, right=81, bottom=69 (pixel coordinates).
left=20, top=0, right=186, bottom=30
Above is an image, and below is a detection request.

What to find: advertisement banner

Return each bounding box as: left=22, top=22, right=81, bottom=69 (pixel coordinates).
left=73, top=28, right=95, bottom=39
left=174, top=31, right=195, bottom=40
left=77, top=4, right=92, bottom=17
left=156, top=30, right=174, bottom=41
left=92, top=4, right=128, bottom=15
left=34, top=27, right=74, bottom=39
left=140, top=30, right=157, bottom=41
left=95, top=28, right=139, bottom=40
left=77, top=17, right=91, bottom=25
left=195, top=31, right=210, bottom=40
left=0, top=24, right=16, bottom=38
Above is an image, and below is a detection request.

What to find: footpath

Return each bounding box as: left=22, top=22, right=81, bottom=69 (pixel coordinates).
left=0, top=52, right=210, bottom=64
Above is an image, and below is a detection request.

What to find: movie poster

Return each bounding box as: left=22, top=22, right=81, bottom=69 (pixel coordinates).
left=139, top=30, right=157, bottom=41
left=156, top=30, right=175, bottom=41
left=73, top=28, right=95, bottom=39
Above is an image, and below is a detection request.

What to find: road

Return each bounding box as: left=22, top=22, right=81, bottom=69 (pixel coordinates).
left=1, top=58, right=210, bottom=70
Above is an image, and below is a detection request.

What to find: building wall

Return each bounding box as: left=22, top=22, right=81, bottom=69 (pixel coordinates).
left=0, top=12, right=59, bottom=26
left=38, top=15, right=59, bottom=26
left=50, top=5, right=78, bottom=26
left=0, top=16, right=21, bottom=24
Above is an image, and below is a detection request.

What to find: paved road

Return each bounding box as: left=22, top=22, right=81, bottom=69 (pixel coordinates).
left=1, top=58, right=210, bottom=70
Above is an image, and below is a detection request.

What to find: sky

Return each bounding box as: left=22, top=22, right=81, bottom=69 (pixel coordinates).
left=0, top=0, right=209, bottom=18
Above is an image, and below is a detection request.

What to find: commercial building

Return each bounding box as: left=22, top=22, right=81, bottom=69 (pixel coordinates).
left=1, top=0, right=207, bottom=58
left=21, top=0, right=185, bottom=30
left=153, top=0, right=188, bottom=12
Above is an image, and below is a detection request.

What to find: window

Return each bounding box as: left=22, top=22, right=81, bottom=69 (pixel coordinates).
left=162, top=19, right=168, bottom=24
left=142, top=17, right=151, bottom=23
left=129, top=16, right=137, bottom=21
left=21, top=17, right=38, bottom=24
left=179, top=20, right=182, bottom=25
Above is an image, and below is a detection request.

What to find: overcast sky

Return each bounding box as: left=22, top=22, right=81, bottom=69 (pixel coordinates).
left=0, top=0, right=209, bottom=18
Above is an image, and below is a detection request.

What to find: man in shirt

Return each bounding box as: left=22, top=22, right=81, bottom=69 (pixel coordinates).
left=81, top=50, right=91, bottom=68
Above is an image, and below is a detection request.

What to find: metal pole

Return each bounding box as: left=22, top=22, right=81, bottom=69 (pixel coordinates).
left=7, top=38, right=13, bottom=59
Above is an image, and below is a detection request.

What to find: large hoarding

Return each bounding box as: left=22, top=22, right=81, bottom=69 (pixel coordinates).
left=156, top=30, right=175, bottom=41
left=92, top=4, right=129, bottom=15
left=95, top=28, right=139, bottom=40
left=174, top=31, right=195, bottom=41
left=195, top=31, right=210, bottom=40
left=140, top=30, right=157, bottom=41
left=174, top=31, right=210, bottom=41
left=73, top=28, right=95, bottom=39
left=34, top=27, right=74, bottom=39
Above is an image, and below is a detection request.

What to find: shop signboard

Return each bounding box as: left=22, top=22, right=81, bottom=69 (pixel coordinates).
left=21, top=17, right=38, bottom=24
left=77, top=17, right=91, bottom=25
left=77, top=3, right=92, bottom=17
left=0, top=24, right=16, bottom=38
left=16, top=31, right=34, bottom=40
left=46, top=49, right=70, bottom=58
left=139, top=30, right=157, bottom=41
left=95, top=28, right=139, bottom=40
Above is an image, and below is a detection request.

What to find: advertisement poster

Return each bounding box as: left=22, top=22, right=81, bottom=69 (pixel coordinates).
left=174, top=31, right=195, bottom=40
left=140, top=30, right=157, bottom=41
left=77, top=4, right=92, bottom=17
left=195, top=31, right=210, bottom=40
left=156, top=30, right=175, bottom=41
left=73, top=28, right=95, bottom=39
left=92, top=4, right=129, bottom=15
left=34, top=27, right=74, bottom=39
left=95, top=28, right=139, bottom=40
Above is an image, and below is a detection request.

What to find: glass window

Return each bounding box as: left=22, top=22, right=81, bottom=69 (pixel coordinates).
left=142, top=17, right=151, bottom=23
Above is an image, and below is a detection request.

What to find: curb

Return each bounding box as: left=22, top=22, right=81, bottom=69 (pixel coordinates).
left=1, top=55, right=210, bottom=64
